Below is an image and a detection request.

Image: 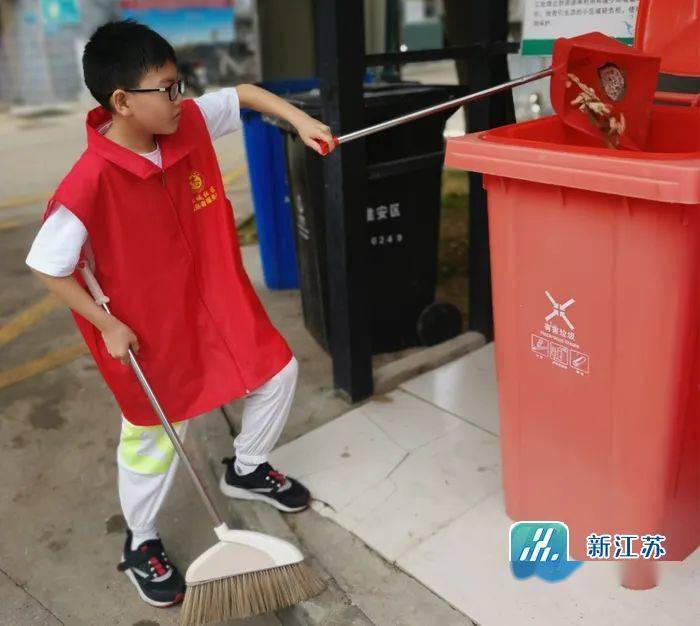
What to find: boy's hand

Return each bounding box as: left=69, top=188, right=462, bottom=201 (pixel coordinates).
left=294, top=114, right=336, bottom=156
left=235, top=85, right=337, bottom=155
left=101, top=318, right=140, bottom=366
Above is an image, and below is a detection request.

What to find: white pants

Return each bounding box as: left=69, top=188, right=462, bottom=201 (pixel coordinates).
left=117, top=357, right=298, bottom=538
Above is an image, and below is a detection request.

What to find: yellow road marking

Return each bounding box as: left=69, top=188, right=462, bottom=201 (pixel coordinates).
left=0, top=192, right=47, bottom=212
left=0, top=215, right=39, bottom=232
left=222, top=164, right=247, bottom=187
left=0, top=164, right=247, bottom=213
left=0, top=342, right=88, bottom=390
left=0, top=295, right=60, bottom=348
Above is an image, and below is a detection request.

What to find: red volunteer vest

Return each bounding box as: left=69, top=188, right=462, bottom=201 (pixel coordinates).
left=46, top=100, right=293, bottom=426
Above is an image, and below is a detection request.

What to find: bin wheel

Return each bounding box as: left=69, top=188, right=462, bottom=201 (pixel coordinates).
left=417, top=302, right=463, bottom=347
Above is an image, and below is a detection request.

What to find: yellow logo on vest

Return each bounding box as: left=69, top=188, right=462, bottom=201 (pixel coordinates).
left=189, top=171, right=203, bottom=191
left=189, top=171, right=218, bottom=212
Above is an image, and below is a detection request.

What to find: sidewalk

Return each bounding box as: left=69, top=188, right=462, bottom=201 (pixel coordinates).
left=264, top=344, right=700, bottom=626
left=191, top=247, right=477, bottom=626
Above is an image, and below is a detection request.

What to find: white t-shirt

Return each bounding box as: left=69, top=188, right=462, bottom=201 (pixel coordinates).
left=25, top=87, right=242, bottom=278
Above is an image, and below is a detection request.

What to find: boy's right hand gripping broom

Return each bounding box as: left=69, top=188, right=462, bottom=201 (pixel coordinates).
left=78, top=261, right=325, bottom=625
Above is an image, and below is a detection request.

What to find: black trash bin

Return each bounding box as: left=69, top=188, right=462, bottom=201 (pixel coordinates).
left=274, top=83, right=464, bottom=354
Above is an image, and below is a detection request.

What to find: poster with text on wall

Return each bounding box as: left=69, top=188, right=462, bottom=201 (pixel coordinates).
left=522, top=0, right=639, bottom=56
left=120, top=0, right=235, bottom=47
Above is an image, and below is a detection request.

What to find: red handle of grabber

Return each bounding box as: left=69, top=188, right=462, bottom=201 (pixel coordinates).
left=318, top=136, right=340, bottom=156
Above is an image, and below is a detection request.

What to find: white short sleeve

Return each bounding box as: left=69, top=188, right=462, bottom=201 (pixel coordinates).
left=25, top=205, right=88, bottom=277
left=194, top=87, right=242, bottom=142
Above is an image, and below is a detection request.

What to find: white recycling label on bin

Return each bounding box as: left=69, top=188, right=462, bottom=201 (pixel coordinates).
left=531, top=290, right=590, bottom=376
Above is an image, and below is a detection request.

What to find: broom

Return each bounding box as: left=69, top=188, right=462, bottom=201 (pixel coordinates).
left=77, top=262, right=325, bottom=625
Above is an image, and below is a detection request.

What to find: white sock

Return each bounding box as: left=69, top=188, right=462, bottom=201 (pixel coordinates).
left=234, top=457, right=260, bottom=476
left=131, top=529, right=159, bottom=551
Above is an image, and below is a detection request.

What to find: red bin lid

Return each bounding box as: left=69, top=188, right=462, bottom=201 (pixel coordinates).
left=635, top=0, right=700, bottom=77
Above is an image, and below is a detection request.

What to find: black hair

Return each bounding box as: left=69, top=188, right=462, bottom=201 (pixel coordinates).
left=83, top=19, right=177, bottom=110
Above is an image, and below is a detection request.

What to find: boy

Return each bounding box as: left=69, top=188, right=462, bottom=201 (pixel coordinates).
left=25, top=20, right=336, bottom=608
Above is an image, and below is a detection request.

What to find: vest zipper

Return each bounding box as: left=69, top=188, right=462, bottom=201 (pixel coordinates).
left=159, top=168, right=250, bottom=394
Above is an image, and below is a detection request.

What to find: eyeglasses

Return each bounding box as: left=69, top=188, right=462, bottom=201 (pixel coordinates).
left=124, top=79, right=185, bottom=102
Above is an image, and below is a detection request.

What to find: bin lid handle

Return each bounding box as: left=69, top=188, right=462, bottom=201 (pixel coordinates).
left=654, top=91, right=700, bottom=108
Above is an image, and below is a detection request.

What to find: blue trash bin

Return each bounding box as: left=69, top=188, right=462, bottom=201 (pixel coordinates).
left=241, top=79, right=318, bottom=290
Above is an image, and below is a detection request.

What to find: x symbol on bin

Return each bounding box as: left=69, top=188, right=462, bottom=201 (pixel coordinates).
left=545, top=291, right=575, bottom=331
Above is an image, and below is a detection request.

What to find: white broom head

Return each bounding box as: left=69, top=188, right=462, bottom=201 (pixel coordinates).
left=185, top=523, right=304, bottom=585
left=180, top=524, right=324, bottom=624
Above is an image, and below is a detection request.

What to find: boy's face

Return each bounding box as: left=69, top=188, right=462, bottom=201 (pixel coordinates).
left=112, top=60, right=182, bottom=135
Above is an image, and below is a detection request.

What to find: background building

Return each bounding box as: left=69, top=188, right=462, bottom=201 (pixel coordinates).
left=0, top=0, right=119, bottom=106
left=0, top=0, right=245, bottom=107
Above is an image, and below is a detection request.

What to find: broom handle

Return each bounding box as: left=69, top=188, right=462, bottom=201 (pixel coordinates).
left=78, top=262, right=225, bottom=529
left=319, top=67, right=555, bottom=154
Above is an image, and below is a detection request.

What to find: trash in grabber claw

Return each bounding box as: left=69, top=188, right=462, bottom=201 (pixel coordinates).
left=317, top=32, right=662, bottom=155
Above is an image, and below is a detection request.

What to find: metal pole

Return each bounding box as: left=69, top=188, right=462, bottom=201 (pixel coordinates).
left=314, top=0, right=373, bottom=402
left=465, top=0, right=516, bottom=340
left=381, top=0, right=402, bottom=82
left=335, top=67, right=552, bottom=145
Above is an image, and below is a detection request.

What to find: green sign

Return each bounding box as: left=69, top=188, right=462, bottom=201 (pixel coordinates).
left=522, top=0, right=639, bottom=56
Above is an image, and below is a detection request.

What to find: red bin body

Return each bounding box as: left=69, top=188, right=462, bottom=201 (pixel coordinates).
left=447, top=110, right=700, bottom=563
left=445, top=1, right=700, bottom=575
left=446, top=0, right=700, bottom=572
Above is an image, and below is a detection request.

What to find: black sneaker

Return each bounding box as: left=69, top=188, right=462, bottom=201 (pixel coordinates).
left=219, top=457, right=311, bottom=513
left=117, top=530, right=185, bottom=608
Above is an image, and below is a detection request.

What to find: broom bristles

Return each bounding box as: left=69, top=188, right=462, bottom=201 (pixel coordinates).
left=179, top=560, right=326, bottom=625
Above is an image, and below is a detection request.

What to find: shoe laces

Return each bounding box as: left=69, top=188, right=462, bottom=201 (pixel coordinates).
left=267, top=469, right=287, bottom=487
left=139, top=544, right=171, bottom=578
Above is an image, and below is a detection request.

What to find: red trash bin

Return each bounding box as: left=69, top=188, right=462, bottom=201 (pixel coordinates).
left=445, top=0, right=700, bottom=587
